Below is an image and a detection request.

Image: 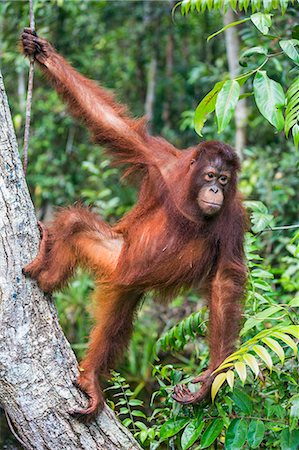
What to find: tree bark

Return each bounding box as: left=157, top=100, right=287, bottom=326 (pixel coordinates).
left=224, top=9, right=247, bottom=159
left=0, top=71, right=141, bottom=449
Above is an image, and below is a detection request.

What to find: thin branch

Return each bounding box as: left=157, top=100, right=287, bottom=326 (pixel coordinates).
left=23, top=0, right=35, bottom=175
left=261, top=224, right=299, bottom=232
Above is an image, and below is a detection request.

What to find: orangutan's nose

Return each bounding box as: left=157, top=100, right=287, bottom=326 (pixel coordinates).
left=210, top=185, right=219, bottom=194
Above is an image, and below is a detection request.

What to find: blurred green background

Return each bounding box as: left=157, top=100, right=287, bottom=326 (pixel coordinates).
left=0, top=1, right=298, bottom=448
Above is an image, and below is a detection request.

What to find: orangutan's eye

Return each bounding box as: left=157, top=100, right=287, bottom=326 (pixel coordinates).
left=205, top=172, right=216, bottom=181
left=219, top=175, right=228, bottom=185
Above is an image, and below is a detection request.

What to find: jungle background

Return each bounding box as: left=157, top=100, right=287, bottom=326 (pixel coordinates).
left=0, top=1, right=298, bottom=449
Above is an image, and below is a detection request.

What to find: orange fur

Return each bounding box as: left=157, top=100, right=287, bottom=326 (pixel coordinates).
left=21, top=29, right=247, bottom=418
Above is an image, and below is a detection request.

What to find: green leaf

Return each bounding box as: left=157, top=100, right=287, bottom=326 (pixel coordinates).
left=200, top=419, right=224, bottom=449
left=279, top=39, right=299, bottom=65
left=243, top=353, right=260, bottom=377
left=226, top=370, right=235, bottom=389
left=262, top=337, right=285, bottom=364
left=241, top=305, right=280, bottom=335
left=234, top=361, right=247, bottom=384
left=225, top=419, right=248, bottom=450
left=289, top=297, right=299, bottom=307
left=292, top=123, right=299, bottom=149
left=240, top=46, right=268, bottom=60
left=180, top=417, right=204, bottom=450
left=271, top=332, right=298, bottom=355
left=289, top=395, right=299, bottom=431
left=283, top=325, right=299, bottom=339
left=253, top=71, right=285, bottom=131
left=122, top=418, right=132, bottom=427
left=248, top=420, right=265, bottom=448
left=211, top=372, right=227, bottom=402
left=244, top=200, right=268, bottom=213
left=216, top=80, right=240, bottom=133
left=285, top=77, right=299, bottom=138
left=160, top=418, right=189, bottom=441
left=131, top=410, right=146, bottom=417
left=251, top=13, right=272, bottom=34
left=280, top=428, right=299, bottom=450
left=194, top=81, right=225, bottom=136
left=252, top=344, right=273, bottom=370
left=231, top=389, right=253, bottom=414
left=128, top=399, right=143, bottom=406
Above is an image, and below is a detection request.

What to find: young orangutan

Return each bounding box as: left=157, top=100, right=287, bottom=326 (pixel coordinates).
left=21, top=28, right=247, bottom=419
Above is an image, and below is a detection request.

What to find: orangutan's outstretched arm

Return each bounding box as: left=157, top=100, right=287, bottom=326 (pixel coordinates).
left=21, top=28, right=178, bottom=168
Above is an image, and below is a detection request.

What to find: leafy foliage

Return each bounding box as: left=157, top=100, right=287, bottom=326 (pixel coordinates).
left=189, top=11, right=299, bottom=148
left=180, top=0, right=296, bottom=14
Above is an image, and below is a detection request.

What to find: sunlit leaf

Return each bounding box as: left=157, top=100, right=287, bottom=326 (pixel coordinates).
left=243, top=353, right=260, bottom=377
left=252, top=344, right=273, bottom=370
left=235, top=361, right=247, bottom=384
left=271, top=332, right=298, bottom=355
left=285, top=77, right=299, bottom=137
left=216, top=80, right=240, bottom=133
left=262, top=337, right=285, bottom=364
left=181, top=417, right=204, bottom=450
left=211, top=372, right=227, bottom=402
left=253, top=71, right=285, bottom=131
left=194, top=81, right=225, bottom=136
left=289, top=395, right=299, bottom=431
left=251, top=13, right=272, bottom=34
left=279, top=39, right=299, bottom=65
left=289, top=297, right=299, bottom=307
left=226, top=370, right=235, bottom=389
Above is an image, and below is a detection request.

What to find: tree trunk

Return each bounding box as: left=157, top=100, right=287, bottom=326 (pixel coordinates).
left=0, top=72, right=141, bottom=449
left=224, top=10, right=247, bottom=159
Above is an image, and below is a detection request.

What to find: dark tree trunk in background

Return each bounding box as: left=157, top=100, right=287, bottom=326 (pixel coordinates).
left=0, top=71, right=141, bottom=450
left=224, top=10, right=247, bottom=159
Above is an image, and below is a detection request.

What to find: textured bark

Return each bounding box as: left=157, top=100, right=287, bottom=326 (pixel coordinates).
left=0, top=71, right=141, bottom=449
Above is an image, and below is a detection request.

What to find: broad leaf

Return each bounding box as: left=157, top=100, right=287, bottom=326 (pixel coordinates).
left=231, top=389, right=253, bottom=414
left=235, top=361, right=247, bottom=384
left=248, top=420, right=265, bottom=448
left=253, top=71, right=285, bottom=131
left=262, top=337, right=285, bottom=364
left=211, top=372, right=227, bottom=402
left=200, top=419, right=224, bottom=448
left=225, top=419, right=248, bottom=450
left=226, top=370, right=235, bottom=389
left=280, top=428, right=299, bottom=450
left=216, top=80, right=240, bottom=133
left=251, top=13, right=272, bottom=34
left=253, top=344, right=273, bottom=370
left=289, top=395, right=299, bottom=431
left=194, top=81, right=224, bottom=136
left=160, top=418, right=189, bottom=440
left=279, top=39, right=299, bottom=65
left=181, top=417, right=204, bottom=450
left=271, top=332, right=298, bottom=355
left=243, top=353, right=260, bottom=377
